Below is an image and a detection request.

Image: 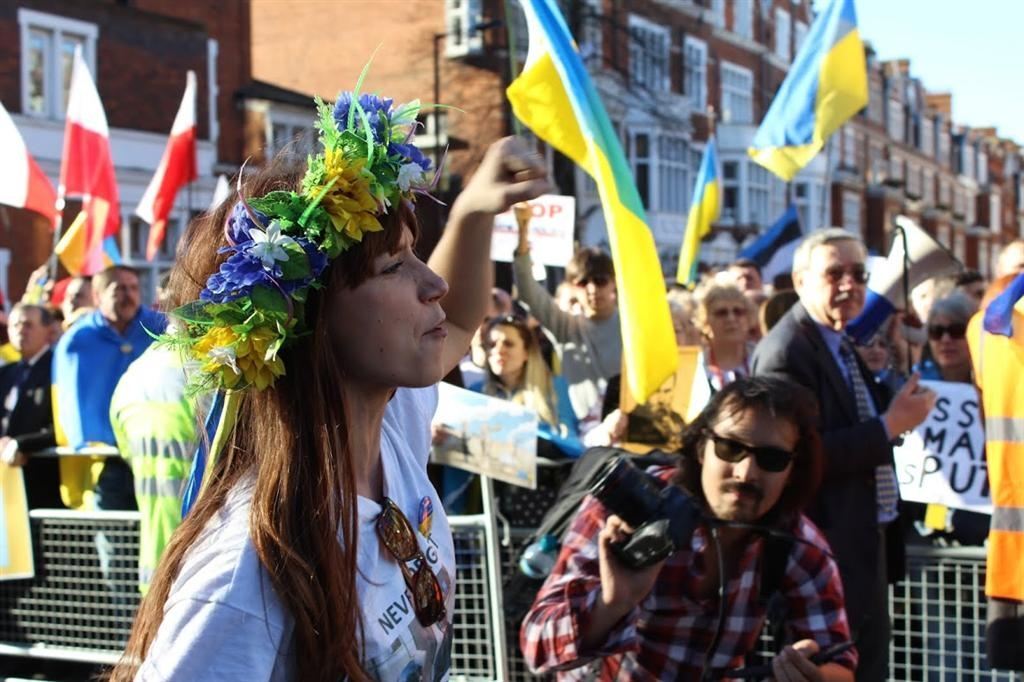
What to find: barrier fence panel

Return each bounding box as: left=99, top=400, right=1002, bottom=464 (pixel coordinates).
left=4, top=511, right=1024, bottom=681
left=0, top=510, right=139, bottom=664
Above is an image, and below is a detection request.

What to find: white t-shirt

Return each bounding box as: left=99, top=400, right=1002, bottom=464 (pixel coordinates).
left=136, top=385, right=455, bottom=681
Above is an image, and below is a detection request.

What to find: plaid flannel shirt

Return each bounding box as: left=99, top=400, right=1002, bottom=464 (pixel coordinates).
left=520, top=469, right=856, bottom=680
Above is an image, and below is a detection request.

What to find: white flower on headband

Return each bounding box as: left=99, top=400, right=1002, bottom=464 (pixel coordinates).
left=247, top=220, right=297, bottom=269
left=208, top=345, right=240, bottom=375
left=397, top=162, right=426, bottom=192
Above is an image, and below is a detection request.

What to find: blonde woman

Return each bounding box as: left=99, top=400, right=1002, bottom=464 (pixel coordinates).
left=695, top=283, right=755, bottom=392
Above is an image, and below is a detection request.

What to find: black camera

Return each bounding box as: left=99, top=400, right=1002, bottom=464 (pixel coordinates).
left=590, top=456, right=701, bottom=569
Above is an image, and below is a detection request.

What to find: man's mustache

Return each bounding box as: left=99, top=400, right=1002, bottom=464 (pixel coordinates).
left=720, top=481, right=764, bottom=503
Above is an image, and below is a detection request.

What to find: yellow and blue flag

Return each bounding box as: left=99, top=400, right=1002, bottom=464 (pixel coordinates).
left=506, top=0, right=677, bottom=402
left=676, top=137, right=720, bottom=286
left=55, top=208, right=123, bottom=276
left=748, top=0, right=868, bottom=181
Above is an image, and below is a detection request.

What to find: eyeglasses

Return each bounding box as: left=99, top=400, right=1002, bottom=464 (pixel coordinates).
left=573, top=275, right=611, bottom=288
left=928, top=323, right=967, bottom=341
left=711, top=306, right=748, bottom=319
left=376, top=497, right=446, bottom=626
left=705, top=430, right=794, bottom=473
left=821, top=264, right=869, bottom=285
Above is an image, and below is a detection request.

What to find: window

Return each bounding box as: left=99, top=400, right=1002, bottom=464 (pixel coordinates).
left=966, top=190, right=976, bottom=225
left=938, top=122, right=950, bottom=167
left=733, top=0, right=753, bottom=39
left=954, top=232, right=965, bottom=262
left=842, top=127, right=858, bottom=170
left=906, top=163, right=921, bottom=198
left=722, top=160, right=740, bottom=222
left=887, top=96, right=904, bottom=142
left=842, top=191, right=862, bottom=233
left=657, top=135, right=690, bottom=214
left=720, top=62, right=753, bottom=124
left=953, top=187, right=965, bottom=217
left=710, top=0, right=725, bottom=27
left=978, top=148, right=989, bottom=185
left=868, top=143, right=885, bottom=183
left=920, top=116, right=934, bottom=157
left=18, top=9, right=97, bottom=119
left=991, top=194, right=1001, bottom=232
left=939, top=177, right=952, bottom=208
left=267, top=108, right=315, bottom=157
left=794, top=20, right=809, bottom=53
left=628, top=15, right=670, bottom=92
left=748, top=163, right=774, bottom=226
left=579, top=0, right=603, bottom=66
left=794, top=182, right=812, bottom=232
left=889, top=153, right=904, bottom=183
left=626, top=129, right=652, bottom=209
left=684, top=37, right=708, bottom=110
left=445, top=0, right=484, bottom=57
left=923, top=169, right=935, bottom=204
left=774, top=8, right=791, bottom=61
left=868, top=77, right=884, bottom=124
left=936, top=223, right=951, bottom=246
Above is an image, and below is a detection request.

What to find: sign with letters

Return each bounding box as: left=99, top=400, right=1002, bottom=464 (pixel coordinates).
left=490, top=194, right=576, bottom=267
left=893, top=380, right=991, bottom=514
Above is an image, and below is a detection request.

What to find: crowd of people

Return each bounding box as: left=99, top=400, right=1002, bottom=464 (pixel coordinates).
left=2, top=92, right=1023, bottom=677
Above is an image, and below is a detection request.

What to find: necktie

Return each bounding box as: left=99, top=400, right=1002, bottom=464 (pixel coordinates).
left=839, top=339, right=899, bottom=524
left=2, top=362, right=32, bottom=432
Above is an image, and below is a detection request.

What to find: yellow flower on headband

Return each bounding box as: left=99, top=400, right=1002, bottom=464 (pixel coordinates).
left=312, top=148, right=383, bottom=242
left=193, top=325, right=286, bottom=391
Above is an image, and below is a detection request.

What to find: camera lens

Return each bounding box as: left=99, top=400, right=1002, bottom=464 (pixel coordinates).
left=590, top=456, right=663, bottom=528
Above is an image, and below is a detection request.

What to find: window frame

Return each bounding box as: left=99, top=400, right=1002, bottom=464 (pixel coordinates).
left=774, top=8, right=791, bottom=61
left=683, top=36, right=708, bottom=111
left=18, top=8, right=98, bottom=120
left=628, top=14, right=671, bottom=93
left=720, top=61, right=753, bottom=124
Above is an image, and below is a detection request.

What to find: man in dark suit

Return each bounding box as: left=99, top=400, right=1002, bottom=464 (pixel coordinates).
left=752, top=228, right=936, bottom=681
left=0, top=303, right=62, bottom=508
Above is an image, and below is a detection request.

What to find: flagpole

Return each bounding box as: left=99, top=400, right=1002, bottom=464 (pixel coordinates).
left=48, top=197, right=65, bottom=281
left=503, top=0, right=524, bottom=137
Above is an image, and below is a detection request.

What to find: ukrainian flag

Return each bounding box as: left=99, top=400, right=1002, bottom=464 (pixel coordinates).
left=507, top=0, right=677, bottom=402
left=677, top=137, right=720, bottom=286
left=748, top=0, right=868, bottom=181
left=55, top=206, right=123, bottom=276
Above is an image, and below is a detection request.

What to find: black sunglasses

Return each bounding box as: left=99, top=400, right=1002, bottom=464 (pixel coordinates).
left=705, top=431, right=794, bottom=473
left=822, top=264, right=869, bottom=285
left=376, top=497, right=446, bottom=626
left=928, top=323, right=967, bottom=341
left=573, top=275, right=611, bottom=288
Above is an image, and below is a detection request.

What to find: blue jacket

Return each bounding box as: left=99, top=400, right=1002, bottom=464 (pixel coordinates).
left=53, top=307, right=167, bottom=448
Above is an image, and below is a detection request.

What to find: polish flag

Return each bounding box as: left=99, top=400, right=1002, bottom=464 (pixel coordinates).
left=137, top=71, right=198, bottom=260
left=0, top=101, right=57, bottom=221
left=59, top=47, right=120, bottom=276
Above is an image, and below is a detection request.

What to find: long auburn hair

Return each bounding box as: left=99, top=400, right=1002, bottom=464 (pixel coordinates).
left=108, top=155, right=417, bottom=682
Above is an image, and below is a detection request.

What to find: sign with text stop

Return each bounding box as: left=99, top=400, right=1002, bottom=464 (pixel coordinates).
left=490, top=194, right=576, bottom=267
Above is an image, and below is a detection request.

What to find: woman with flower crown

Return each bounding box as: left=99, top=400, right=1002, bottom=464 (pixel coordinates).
left=108, top=87, right=549, bottom=681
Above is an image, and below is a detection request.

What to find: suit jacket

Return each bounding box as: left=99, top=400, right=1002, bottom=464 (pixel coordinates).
left=751, top=302, right=904, bottom=628
left=0, top=349, right=62, bottom=508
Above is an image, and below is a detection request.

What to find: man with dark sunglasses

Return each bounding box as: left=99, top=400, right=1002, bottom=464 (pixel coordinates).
left=752, top=228, right=937, bottom=681
left=522, top=377, right=855, bottom=680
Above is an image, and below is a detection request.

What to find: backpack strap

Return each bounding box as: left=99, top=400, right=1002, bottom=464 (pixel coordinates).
left=759, top=533, right=795, bottom=653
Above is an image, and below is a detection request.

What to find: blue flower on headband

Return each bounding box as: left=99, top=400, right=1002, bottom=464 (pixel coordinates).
left=333, top=93, right=394, bottom=142
left=201, top=235, right=329, bottom=304
left=226, top=202, right=269, bottom=245
left=389, top=141, right=432, bottom=172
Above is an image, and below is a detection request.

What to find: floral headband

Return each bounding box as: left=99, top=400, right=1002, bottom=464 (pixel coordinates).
left=163, top=87, right=437, bottom=394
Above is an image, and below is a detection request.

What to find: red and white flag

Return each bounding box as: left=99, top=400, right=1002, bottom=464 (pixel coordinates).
left=0, top=100, right=57, bottom=221
left=136, top=71, right=198, bottom=260
left=59, top=47, right=120, bottom=276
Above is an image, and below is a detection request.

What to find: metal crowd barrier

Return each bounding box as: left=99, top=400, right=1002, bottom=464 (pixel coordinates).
left=2, top=509, right=1021, bottom=680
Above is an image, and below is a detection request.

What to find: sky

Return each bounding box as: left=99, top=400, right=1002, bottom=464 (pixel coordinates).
left=839, top=0, right=1024, bottom=142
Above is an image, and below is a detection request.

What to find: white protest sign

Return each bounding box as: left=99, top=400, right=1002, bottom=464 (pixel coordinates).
left=430, top=383, right=538, bottom=490
left=893, top=380, right=991, bottom=514
left=490, top=194, right=575, bottom=267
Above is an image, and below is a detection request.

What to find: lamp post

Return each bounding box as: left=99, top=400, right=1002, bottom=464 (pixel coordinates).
left=432, top=19, right=505, bottom=170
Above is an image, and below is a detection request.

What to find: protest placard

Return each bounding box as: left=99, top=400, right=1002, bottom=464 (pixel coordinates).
left=0, top=463, right=34, bottom=580
left=490, top=194, right=575, bottom=267
left=430, top=383, right=538, bottom=489
left=893, top=380, right=990, bottom=514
